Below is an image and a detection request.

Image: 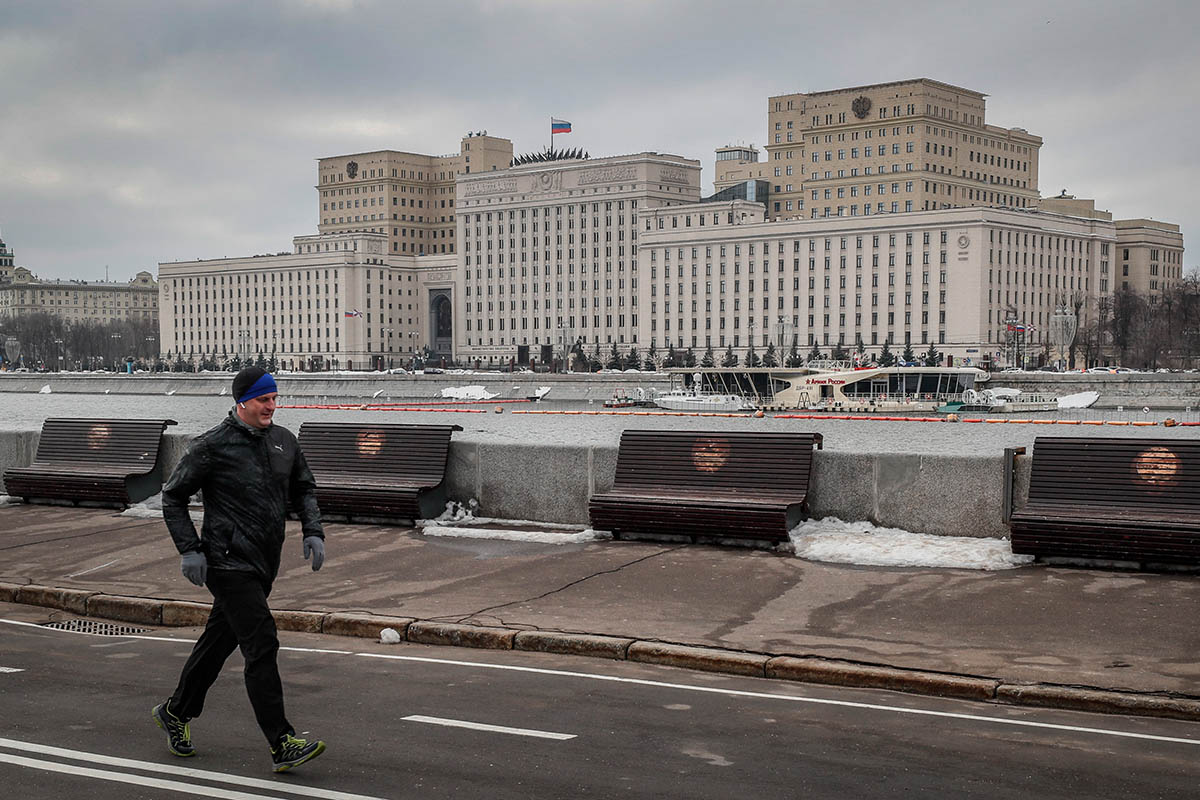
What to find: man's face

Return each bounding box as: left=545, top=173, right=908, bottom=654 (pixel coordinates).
left=238, top=392, right=277, bottom=429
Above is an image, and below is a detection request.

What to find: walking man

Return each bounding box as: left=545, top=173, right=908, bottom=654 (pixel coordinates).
left=154, top=366, right=327, bottom=772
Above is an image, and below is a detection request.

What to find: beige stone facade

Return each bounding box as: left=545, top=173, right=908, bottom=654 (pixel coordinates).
left=714, top=145, right=768, bottom=192
left=751, top=78, right=1040, bottom=222
left=638, top=203, right=1115, bottom=368
left=0, top=267, right=158, bottom=323
left=317, top=134, right=513, bottom=257
left=159, top=234, right=454, bottom=370
left=1114, top=219, right=1185, bottom=298
left=455, top=152, right=701, bottom=363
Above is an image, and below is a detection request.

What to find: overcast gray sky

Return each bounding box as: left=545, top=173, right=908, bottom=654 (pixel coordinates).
left=1, top=0, right=1196, bottom=282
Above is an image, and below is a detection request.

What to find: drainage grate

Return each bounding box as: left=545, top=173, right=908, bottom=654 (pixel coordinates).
left=41, top=619, right=152, bottom=636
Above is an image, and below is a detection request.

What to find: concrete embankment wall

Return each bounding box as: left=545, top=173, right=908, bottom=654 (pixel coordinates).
left=985, top=373, right=1200, bottom=409
left=0, top=429, right=1029, bottom=540
left=0, top=373, right=672, bottom=402
left=3, top=371, right=1199, bottom=407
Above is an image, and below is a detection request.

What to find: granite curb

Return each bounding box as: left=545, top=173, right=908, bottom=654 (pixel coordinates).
left=4, top=581, right=1199, bottom=723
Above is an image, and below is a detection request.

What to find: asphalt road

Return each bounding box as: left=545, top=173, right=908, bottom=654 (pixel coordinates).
left=1, top=603, right=1198, bottom=799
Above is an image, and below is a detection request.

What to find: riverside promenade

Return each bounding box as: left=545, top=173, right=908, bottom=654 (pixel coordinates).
left=2, top=502, right=1198, bottom=721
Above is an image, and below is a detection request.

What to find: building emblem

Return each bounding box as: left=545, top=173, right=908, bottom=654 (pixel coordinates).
left=346, top=161, right=358, bottom=178
left=531, top=171, right=562, bottom=193
left=958, top=234, right=970, bottom=249
left=851, top=96, right=872, bottom=119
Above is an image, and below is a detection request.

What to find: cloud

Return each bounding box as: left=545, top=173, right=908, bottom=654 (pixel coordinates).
left=0, top=0, right=1197, bottom=279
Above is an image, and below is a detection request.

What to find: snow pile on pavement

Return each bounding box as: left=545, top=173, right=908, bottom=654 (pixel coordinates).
left=0, top=495, right=20, bottom=506
left=532, top=386, right=552, bottom=399
left=428, top=500, right=478, bottom=523
left=789, top=517, right=1034, bottom=570
left=422, top=525, right=608, bottom=545
left=1057, top=390, right=1100, bottom=410
left=420, top=500, right=607, bottom=544
left=440, top=385, right=498, bottom=400
left=121, top=493, right=203, bottom=522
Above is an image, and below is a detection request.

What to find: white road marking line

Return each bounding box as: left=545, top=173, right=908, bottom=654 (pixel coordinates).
left=0, top=667, right=23, bottom=673
left=5, top=616, right=1199, bottom=747
left=357, top=653, right=1200, bottom=747
left=402, top=715, right=576, bottom=740
left=0, top=751, right=290, bottom=800
left=66, top=559, right=120, bottom=578
left=0, top=737, right=390, bottom=800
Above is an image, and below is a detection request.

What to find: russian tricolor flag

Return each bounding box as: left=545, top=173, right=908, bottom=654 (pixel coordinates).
left=551, top=118, right=572, bottom=134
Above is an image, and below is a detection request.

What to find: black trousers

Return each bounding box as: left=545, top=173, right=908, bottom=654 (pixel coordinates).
left=169, top=569, right=292, bottom=745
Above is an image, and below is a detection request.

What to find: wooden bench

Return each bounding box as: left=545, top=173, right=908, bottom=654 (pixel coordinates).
left=1010, top=436, right=1200, bottom=564
left=298, top=422, right=462, bottom=522
left=589, top=430, right=823, bottom=543
left=3, top=418, right=178, bottom=506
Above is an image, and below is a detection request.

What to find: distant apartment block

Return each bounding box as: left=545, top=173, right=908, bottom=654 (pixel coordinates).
left=0, top=267, right=158, bottom=323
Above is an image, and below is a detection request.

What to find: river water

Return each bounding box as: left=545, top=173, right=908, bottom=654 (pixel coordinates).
left=3, top=392, right=1197, bottom=455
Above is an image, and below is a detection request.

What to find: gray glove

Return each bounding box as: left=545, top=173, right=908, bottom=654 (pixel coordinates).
left=180, top=551, right=207, bottom=586
left=303, top=536, right=325, bottom=571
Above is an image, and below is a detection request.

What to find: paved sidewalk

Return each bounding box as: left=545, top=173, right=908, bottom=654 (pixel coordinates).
left=2, top=503, right=1198, bottom=706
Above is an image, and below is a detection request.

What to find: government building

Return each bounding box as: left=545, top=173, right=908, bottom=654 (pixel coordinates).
left=156, top=77, right=1184, bottom=370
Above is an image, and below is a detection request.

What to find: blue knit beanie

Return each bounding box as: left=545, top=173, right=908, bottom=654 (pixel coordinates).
left=233, top=367, right=277, bottom=403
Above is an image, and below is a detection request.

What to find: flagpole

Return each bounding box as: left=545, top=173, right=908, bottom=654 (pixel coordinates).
left=549, top=116, right=553, bottom=153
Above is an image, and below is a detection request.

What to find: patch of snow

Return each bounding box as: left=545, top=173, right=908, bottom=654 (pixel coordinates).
left=0, top=495, right=21, bottom=506
left=380, top=627, right=402, bottom=644
left=427, top=500, right=478, bottom=523
left=422, top=525, right=609, bottom=545
left=532, top=386, right=552, bottom=399
left=39, top=385, right=51, bottom=394
left=440, top=385, right=498, bottom=400
left=789, top=516, right=1034, bottom=571
left=1057, top=390, right=1100, bottom=410
left=987, top=387, right=1022, bottom=399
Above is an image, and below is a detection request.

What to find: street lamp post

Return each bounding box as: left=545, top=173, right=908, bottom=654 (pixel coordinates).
left=53, top=338, right=64, bottom=372
left=145, top=336, right=156, bottom=371
left=383, top=328, right=393, bottom=371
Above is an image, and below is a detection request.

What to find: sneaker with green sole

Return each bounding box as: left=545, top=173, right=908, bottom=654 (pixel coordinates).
left=271, top=734, right=326, bottom=772
left=151, top=701, right=195, bottom=757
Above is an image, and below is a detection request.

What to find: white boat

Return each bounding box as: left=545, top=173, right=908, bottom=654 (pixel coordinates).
left=654, top=389, right=748, bottom=413
left=665, top=363, right=1059, bottom=413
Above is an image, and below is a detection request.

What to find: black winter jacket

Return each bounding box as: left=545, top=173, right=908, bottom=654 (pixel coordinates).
left=162, top=409, right=324, bottom=584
